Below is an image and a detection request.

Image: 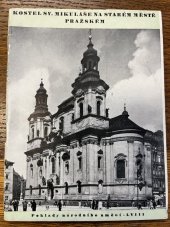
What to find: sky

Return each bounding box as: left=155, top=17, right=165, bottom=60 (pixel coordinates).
left=6, top=28, right=164, bottom=177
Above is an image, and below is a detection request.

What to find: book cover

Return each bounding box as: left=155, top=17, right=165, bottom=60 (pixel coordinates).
left=4, top=8, right=168, bottom=221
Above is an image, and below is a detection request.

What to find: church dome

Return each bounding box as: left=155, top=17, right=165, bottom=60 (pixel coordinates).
left=80, top=31, right=100, bottom=73
left=83, top=40, right=98, bottom=57
left=36, top=80, right=47, bottom=94
left=28, top=79, right=51, bottom=121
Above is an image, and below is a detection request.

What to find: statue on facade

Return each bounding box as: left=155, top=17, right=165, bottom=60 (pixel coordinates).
left=42, top=176, right=46, bottom=186
left=56, top=174, right=60, bottom=185
left=47, top=178, right=54, bottom=200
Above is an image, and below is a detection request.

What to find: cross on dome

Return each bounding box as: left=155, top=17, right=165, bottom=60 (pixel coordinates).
left=122, top=103, right=129, bottom=117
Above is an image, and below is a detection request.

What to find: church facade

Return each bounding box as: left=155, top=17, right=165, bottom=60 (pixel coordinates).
left=25, top=34, right=157, bottom=205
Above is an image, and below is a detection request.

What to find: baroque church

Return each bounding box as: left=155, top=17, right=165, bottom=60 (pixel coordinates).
left=25, top=32, right=155, bottom=205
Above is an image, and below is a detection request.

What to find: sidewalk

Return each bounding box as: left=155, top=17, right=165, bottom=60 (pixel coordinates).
left=5, top=204, right=165, bottom=212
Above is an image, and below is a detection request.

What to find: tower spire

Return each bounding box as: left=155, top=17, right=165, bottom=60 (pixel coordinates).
left=87, top=29, right=93, bottom=48
left=34, top=80, right=48, bottom=114
left=40, top=78, right=44, bottom=87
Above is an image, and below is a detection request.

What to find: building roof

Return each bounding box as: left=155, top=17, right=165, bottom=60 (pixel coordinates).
left=109, top=114, right=145, bottom=133
left=144, top=130, right=164, bottom=146
left=52, top=96, right=74, bottom=118
left=58, top=96, right=74, bottom=108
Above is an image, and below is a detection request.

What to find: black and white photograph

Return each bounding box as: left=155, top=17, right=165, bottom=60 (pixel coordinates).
left=4, top=9, right=167, bottom=221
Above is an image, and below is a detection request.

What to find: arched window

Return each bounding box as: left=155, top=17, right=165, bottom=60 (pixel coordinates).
left=106, top=108, right=109, bottom=118
left=79, top=103, right=83, bottom=118
left=97, top=101, right=101, bottom=116
left=77, top=151, right=82, bottom=170
left=37, top=130, right=40, bottom=137
left=59, top=117, right=64, bottom=131
left=65, top=182, right=68, bottom=194
left=44, top=127, right=48, bottom=137
left=98, top=156, right=102, bottom=169
left=30, top=164, right=33, bottom=178
left=77, top=180, right=81, bottom=193
left=32, top=128, right=34, bottom=139
left=51, top=157, right=55, bottom=174
left=78, top=157, right=82, bottom=170
left=117, top=160, right=125, bottom=178
left=98, top=150, right=103, bottom=169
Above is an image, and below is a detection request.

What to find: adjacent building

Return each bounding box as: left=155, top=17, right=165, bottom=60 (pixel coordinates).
left=24, top=34, right=165, bottom=206
left=4, top=160, right=26, bottom=202
left=4, top=160, right=14, bottom=201
left=145, top=130, right=165, bottom=196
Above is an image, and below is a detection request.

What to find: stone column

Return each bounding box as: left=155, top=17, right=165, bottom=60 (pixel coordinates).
left=75, top=99, right=78, bottom=119
left=86, top=143, right=89, bottom=183
left=55, top=152, right=59, bottom=177
left=46, top=156, right=50, bottom=180
left=102, top=140, right=107, bottom=184
left=87, top=143, right=95, bottom=183
left=82, top=143, right=87, bottom=183
left=26, top=160, right=29, bottom=188
left=69, top=148, right=74, bottom=184
left=103, top=95, right=106, bottom=117
left=128, top=140, right=134, bottom=183
left=32, top=159, right=36, bottom=188
left=84, top=93, right=88, bottom=116
left=71, top=148, right=74, bottom=184
left=106, top=141, right=111, bottom=194
left=110, top=142, right=114, bottom=183
left=60, top=156, right=64, bottom=185
left=36, top=161, right=39, bottom=188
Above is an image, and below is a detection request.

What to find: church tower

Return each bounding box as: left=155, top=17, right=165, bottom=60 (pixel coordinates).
left=26, top=80, right=51, bottom=191
left=72, top=31, right=110, bottom=129
left=27, top=80, right=51, bottom=148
